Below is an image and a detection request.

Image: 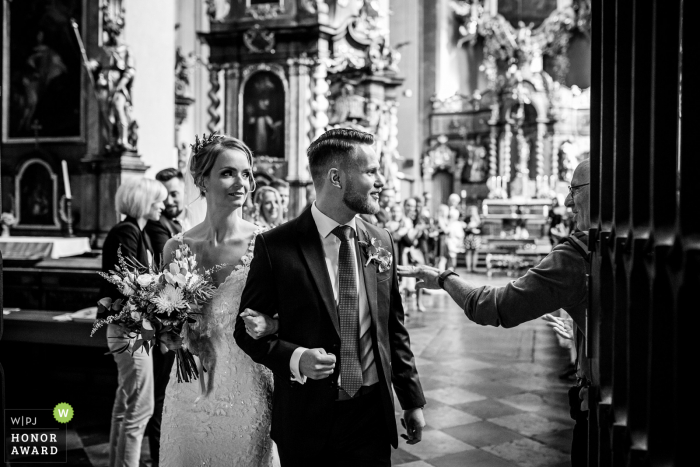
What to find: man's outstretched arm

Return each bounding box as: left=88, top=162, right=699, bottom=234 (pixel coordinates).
left=398, top=245, right=587, bottom=329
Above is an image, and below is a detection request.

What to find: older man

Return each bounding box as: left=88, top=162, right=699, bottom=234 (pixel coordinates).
left=400, top=159, right=591, bottom=466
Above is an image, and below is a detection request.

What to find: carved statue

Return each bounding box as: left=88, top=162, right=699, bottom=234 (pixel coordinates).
left=329, top=84, right=367, bottom=125
left=90, top=5, right=136, bottom=152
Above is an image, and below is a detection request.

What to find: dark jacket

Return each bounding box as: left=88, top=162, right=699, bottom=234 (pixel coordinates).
left=98, top=217, right=154, bottom=319
left=235, top=207, right=425, bottom=453
left=144, top=216, right=182, bottom=265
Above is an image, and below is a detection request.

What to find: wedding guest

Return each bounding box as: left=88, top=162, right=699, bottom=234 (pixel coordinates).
left=269, top=178, right=290, bottom=222
left=464, top=205, right=482, bottom=272
left=144, top=168, right=183, bottom=467
left=145, top=168, right=184, bottom=263
left=399, top=159, right=592, bottom=467
left=253, top=185, right=283, bottom=230
left=100, top=178, right=166, bottom=467
left=434, top=204, right=450, bottom=270
left=444, top=208, right=466, bottom=270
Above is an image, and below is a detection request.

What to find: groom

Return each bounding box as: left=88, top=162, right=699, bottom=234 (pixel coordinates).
left=236, top=128, right=426, bottom=466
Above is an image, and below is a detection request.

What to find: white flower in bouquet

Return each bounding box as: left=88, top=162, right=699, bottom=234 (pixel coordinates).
left=121, top=283, right=135, bottom=296
left=131, top=310, right=142, bottom=320
left=142, top=318, right=154, bottom=330
left=154, top=283, right=187, bottom=314
left=136, top=274, right=155, bottom=287
left=164, top=263, right=187, bottom=287
left=111, top=274, right=122, bottom=283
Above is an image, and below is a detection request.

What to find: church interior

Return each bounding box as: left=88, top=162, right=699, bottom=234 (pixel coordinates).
left=0, top=0, right=690, bottom=466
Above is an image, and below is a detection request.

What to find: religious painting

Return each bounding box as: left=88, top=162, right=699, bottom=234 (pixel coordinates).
left=2, top=0, right=84, bottom=142
left=498, top=0, right=557, bottom=28
left=243, top=71, right=285, bottom=159
left=15, top=158, right=60, bottom=229
left=463, top=144, right=489, bottom=183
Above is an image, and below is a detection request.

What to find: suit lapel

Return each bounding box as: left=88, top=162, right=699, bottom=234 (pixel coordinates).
left=296, top=208, right=340, bottom=337
left=356, top=221, right=379, bottom=327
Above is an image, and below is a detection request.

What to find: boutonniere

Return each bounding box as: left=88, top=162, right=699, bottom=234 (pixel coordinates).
left=358, top=237, right=393, bottom=273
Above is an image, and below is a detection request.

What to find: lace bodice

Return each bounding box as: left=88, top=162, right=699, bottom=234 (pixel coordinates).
left=160, top=232, right=276, bottom=467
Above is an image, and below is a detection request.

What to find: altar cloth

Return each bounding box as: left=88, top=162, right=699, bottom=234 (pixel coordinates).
left=0, top=236, right=92, bottom=260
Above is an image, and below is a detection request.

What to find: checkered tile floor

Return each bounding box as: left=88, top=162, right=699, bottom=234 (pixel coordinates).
left=13, top=272, right=574, bottom=467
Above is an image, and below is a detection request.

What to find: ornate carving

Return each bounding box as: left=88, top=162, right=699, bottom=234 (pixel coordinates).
left=246, top=1, right=284, bottom=20
left=451, top=0, right=592, bottom=85
left=424, top=135, right=456, bottom=173
left=244, top=25, right=276, bottom=54
left=300, top=0, right=328, bottom=14
left=205, top=0, right=230, bottom=21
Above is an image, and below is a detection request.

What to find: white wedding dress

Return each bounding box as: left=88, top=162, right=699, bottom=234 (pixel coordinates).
left=159, top=233, right=276, bottom=466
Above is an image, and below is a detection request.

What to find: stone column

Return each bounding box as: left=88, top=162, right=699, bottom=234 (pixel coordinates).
left=287, top=56, right=314, bottom=217
left=535, top=119, right=547, bottom=196
left=224, top=63, right=241, bottom=137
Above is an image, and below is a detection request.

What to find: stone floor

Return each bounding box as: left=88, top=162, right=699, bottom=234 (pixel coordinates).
left=9, top=271, right=575, bottom=467
left=390, top=272, right=574, bottom=467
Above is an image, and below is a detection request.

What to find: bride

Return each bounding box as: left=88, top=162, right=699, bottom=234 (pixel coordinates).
left=159, top=135, right=278, bottom=466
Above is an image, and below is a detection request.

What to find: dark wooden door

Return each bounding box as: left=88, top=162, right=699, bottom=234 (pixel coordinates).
left=588, top=0, right=695, bottom=464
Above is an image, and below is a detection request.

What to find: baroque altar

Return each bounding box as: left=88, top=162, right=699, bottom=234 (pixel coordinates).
left=201, top=0, right=405, bottom=216
left=423, top=0, right=591, bottom=207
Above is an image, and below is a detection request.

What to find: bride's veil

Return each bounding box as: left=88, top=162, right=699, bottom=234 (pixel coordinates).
left=181, top=152, right=207, bottom=232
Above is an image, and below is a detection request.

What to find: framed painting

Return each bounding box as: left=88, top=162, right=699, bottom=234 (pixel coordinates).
left=2, top=0, right=85, bottom=143
left=242, top=71, right=285, bottom=159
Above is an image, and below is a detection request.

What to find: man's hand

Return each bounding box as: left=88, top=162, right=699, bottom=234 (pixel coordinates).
left=240, top=308, right=279, bottom=340
left=299, top=348, right=336, bottom=380
left=542, top=313, right=573, bottom=340
left=397, top=265, right=442, bottom=290
left=400, top=408, right=426, bottom=445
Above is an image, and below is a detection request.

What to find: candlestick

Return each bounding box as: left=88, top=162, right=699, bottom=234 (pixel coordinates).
left=61, top=160, right=72, bottom=199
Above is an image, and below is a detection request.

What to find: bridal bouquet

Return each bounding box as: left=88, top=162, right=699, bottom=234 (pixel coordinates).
left=91, top=242, right=224, bottom=383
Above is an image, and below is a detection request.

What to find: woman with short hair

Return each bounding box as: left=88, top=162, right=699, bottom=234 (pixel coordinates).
left=252, top=185, right=283, bottom=230
left=100, top=177, right=166, bottom=467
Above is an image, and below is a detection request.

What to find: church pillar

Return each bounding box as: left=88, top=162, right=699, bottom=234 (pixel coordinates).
left=207, top=65, right=223, bottom=133
left=287, top=56, right=315, bottom=217
left=535, top=119, right=547, bottom=196
left=309, top=61, right=330, bottom=142
left=224, top=63, right=241, bottom=137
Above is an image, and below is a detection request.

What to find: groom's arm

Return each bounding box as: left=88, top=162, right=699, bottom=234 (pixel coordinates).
left=385, top=231, right=426, bottom=410
left=235, top=234, right=299, bottom=378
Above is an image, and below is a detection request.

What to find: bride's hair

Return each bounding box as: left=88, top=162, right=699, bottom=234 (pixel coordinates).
left=190, top=135, right=256, bottom=196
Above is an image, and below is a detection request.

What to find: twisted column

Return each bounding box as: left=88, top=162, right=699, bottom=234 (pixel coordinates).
left=207, top=65, right=221, bottom=133
left=309, top=61, right=329, bottom=142
left=502, top=122, right=512, bottom=183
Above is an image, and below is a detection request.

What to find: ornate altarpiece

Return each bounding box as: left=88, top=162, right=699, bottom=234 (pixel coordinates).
left=425, top=0, right=591, bottom=203
left=202, top=0, right=404, bottom=216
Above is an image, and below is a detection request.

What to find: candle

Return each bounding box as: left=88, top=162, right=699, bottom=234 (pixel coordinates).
left=61, top=160, right=72, bottom=199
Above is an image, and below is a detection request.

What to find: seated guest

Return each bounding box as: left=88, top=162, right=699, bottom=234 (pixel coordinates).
left=269, top=178, right=290, bottom=222
left=399, top=159, right=592, bottom=467
left=100, top=178, right=166, bottom=467
left=144, top=168, right=184, bottom=467
left=253, top=185, right=283, bottom=230
left=145, top=168, right=185, bottom=263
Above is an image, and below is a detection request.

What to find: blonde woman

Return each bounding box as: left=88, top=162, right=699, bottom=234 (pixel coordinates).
left=100, top=178, right=166, bottom=467
left=253, top=185, right=283, bottom=229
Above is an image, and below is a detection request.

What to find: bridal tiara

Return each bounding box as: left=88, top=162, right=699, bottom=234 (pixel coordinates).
left=191, top=132, right=224, bottom=156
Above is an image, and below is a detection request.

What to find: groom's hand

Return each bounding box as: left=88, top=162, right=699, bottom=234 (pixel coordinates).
left=299, top=348, right=336, bottom=380
left=401, top=408, right=426, bottom=445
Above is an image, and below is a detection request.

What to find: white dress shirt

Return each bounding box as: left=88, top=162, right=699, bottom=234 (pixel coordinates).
left=289, top=203, right=378, bottom=387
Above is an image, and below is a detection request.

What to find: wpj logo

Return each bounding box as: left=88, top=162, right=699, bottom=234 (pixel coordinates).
left=4, top=404, right=71, bottom=463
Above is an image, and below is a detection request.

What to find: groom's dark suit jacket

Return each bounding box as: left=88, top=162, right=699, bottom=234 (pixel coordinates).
left=235, top=206, right=425, bottom=452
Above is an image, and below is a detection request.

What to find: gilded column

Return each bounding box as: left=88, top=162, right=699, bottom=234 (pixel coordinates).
left=502, top=122, right=512, bottom=184
left=224, top=63, right=240, bottom=137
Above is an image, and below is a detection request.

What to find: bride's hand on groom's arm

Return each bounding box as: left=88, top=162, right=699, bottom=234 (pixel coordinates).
left=401, top=408, right=426, bottom=445
left=240, top=308, right=279, bottom=340
left=299, top=348, right=336, bottom=380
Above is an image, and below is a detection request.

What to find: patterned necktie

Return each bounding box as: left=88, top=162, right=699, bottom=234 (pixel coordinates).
left=331, top=225, right=363, bottom=397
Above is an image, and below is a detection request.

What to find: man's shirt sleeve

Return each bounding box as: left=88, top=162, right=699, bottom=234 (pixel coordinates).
left=463, top=244, right=588, bottom=328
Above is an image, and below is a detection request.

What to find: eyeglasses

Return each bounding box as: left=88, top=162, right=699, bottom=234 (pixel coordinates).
left=568, top=183, right=589, bottom=195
